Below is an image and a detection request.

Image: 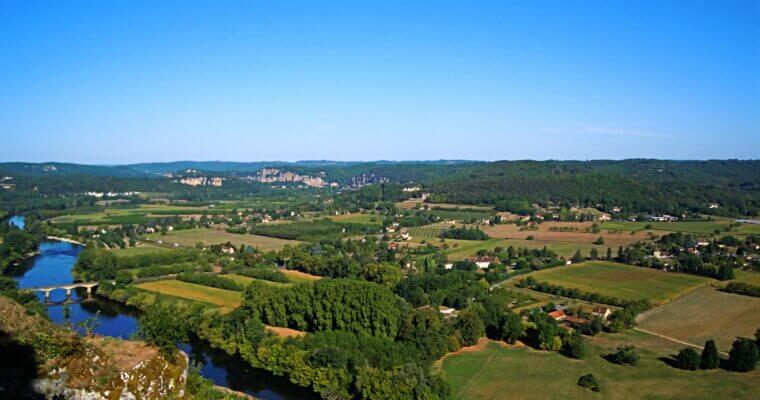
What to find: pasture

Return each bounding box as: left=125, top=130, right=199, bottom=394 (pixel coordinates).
left=408, top=223, right=450, bottom=239
left=147, top=228, right=301, bottom=251
left=327, top=213, right=382, bottom=226
left=51, top=204, right=224, bottom=225
left=599, top=220, right=734, bottom=235
left=481, top=222, right=650, bottom=246
left=111, top=244, right=170, bottom=257
left=135, top=279, right=242, bottom=311
left=440, top=237, right=604, bottom=260
left=526, top=261, right=711, bottom=304
left=637, top=285, right=760, bottom=352
left=440, top=332, right=759, bottom=400
left=222, top=274, right=292, bottom=287
left=281, top=269, right=322, bottom=283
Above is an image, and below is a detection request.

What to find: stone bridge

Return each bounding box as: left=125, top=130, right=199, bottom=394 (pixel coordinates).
left=31, top=282, right=110, bottom=303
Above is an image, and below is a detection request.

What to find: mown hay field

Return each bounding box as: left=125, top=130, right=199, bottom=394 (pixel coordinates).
left=637, top=285, right=760, bottom=352
left=526, top=261, right=711, bottom=304
left=440, top=331, right=759, bottom=400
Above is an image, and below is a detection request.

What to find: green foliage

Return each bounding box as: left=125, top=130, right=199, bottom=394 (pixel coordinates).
left=177, top=273, right=244, bottom=291
left=136, top=303, right=189, bottom=359
left=497, top=312, right=524, bottom=344
left=250, top=219, right=373, bottom=241
left=456, top=308, right=485, bottom=346
left=608, top=345, right=640, bottom=366
left=701, top=339, right=720, bottom=369
left=561, top=332, right=588, bottom=359
left=243, top=279, right=407, bottom=338
left=577, top=373, right=600, bottom=392
left=232, top=267, right=289, bottom=283
left=724, top=282, right=760, bottom=297
left=727, top=338, right=759, bottom=372
left=440, top=227, right=490, bottom=241
left=674, top=347, right=701, bottom=370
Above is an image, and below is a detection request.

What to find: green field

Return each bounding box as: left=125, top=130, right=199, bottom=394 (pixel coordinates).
left=442, top=238, right=603, bottom=260
left=731, top=269, right=760, bottom=286
left=147, top=228, right=301, bottom=251
left=111, top=244, right=170, bottom=257
left=600, top=220, right=737, bottom=235
left=526, top=261, right=711, bottom=304
left=408, top=224, right=447, bottom=238
left=638, top=285, right=760, bottom=352
left=222, top=274, right=292, bottom=287
left=440, top=331, right=759, bottom=400
left=135, top=279, right=242, bottom=311
left=51, top=204, right=223, bottom=225
left=327, top=213, right=383, bottom=226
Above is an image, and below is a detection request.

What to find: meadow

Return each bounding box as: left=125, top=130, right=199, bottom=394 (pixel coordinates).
left=327, top=213, right=383, bottom=226
left=525, top=261, right=711, bottom=304
left=599, top=220, right=744, bottom=235
left=481, top=222, right=650, bottom=246
left=222, top=273, right=292, bottom=287
left=147, top=228, right=301, bottom=251
left=51, top=204, right=225, bottom=225
left=111, top=244, right=170, bottom=257
left=135, top=279, right=242, bottom=311
left=439, top=330, right=759, bottom=400
left=438, top=237, right=604, bottom=260
left=637, top=285, right=760, bottom=352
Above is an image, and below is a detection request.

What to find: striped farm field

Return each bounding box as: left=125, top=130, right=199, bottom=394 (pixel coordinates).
left=408, top=224, right=447, bottom=238
left=637, top=285, right=760, bottom=352
left=135, top=279, right=242, bottom=311
left=526, top=261, right=711, bottom=305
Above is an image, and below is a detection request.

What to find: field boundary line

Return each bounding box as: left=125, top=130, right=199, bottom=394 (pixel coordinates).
left=636, top=283, right=710, bottom=323
left=634, top=327, right=729, bottom=356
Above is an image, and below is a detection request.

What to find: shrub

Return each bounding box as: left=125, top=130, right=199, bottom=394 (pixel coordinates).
left=561, top=333, right=588, bottom=359
left=177, top=273, right=244, bottom=291
left=608, top=345, right=639, bottom=366
left=577, top=374, right=600, bottom=392
left=674, top=347, right=700, bottom=370
left=723, top=282, right=760, bottom=298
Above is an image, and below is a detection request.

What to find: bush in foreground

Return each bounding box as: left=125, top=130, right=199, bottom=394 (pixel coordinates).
left=700, top=339, right=719, bottom=370
left=608, top=345, right=639, bottom=366
left=577, top=374, right=600, bottom=392
left=727, top=338, right=759, bottom=372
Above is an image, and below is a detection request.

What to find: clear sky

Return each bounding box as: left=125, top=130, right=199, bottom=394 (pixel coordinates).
left=1, top=1, right=758, bottom=163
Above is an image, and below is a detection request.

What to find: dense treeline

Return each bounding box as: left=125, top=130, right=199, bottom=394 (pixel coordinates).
left=229, top=267, right=289, bottom=283
left=724, top=282, right=760, bottom=297
left=243, top=279, right=408, bottom=338
left=250, top=219, right=376, bottom=241
left=426, top=160, right=760, bottom=215
left=73, top=248, right=205, bottom=281
left=439, top=227, right=490, bottom=240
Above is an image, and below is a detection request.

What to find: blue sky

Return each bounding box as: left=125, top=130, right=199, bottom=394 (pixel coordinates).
left=1, top=1, right=758, bottom=163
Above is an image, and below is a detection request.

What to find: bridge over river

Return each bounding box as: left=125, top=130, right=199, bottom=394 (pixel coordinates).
left=30, top=281, right=113, bottom=303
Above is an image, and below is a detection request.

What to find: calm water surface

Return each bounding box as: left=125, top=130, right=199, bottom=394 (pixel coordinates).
left=8, top=217, right=316, bottom=400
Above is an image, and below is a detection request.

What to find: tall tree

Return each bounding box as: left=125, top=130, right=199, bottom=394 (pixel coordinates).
left=701, top=340, right=719, bottom=369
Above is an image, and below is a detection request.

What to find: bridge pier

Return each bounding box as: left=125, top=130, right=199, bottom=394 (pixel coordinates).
left=42, top=289, right=52, bottom=304
left=65, top=288, right=72, bottom=302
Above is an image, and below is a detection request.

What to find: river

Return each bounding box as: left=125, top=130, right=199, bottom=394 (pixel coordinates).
left=6, top=217, right=317, bottom=400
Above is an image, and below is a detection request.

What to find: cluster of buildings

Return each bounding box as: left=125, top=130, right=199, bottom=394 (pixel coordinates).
left=84, top=191, right=141, bottom=198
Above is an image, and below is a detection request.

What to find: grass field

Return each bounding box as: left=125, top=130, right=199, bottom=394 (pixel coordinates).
left=281, top=269, right=322, bottom=283
left=135, top=279, right=242, bottom=311
left=439, top=237, right=605, bottom=260
left=599, top=220, right=735, bottom=235
left=731, top=269, right=760, bottom=286
left=526, top=261, right=711, bottom=304
left=52, top=204, right=224, bottom=225
left=327, top=213, right=383, bottom=226
left=222, top=274, right=292, bottom=287
left=440, top=331, right=759, bottom=400
left=111, top=244, right=170, bottom=257
left=638, top=285, right=760, bottom=352
left=147, top=228, right=301, bottom=251
left=482, top=222, right=650, bottom=246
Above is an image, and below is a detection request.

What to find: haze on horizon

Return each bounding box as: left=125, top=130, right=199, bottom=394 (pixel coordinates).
left=1, top=1, right=758, bottom=164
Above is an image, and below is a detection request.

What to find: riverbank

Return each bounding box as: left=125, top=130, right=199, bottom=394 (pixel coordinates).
left=46, top=235, right=84, bottom=245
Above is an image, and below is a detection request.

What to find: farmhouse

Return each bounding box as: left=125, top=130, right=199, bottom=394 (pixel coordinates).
left=548, top=310, right=566, bottom=321
left=465, top=256, right=499, bottom=269
left=592, top=306, right=611, bottom=320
